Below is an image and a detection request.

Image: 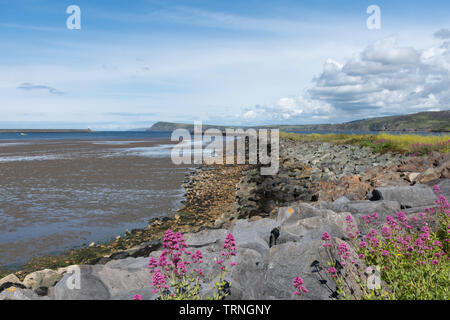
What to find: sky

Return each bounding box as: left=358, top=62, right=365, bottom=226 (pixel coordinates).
left=0, top=0, right=450, bottom=130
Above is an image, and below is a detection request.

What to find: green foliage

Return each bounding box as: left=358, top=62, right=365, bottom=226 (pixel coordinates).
left=280, top=132, right=450, bottom=154
left=318, top=188, right=450, bottom=300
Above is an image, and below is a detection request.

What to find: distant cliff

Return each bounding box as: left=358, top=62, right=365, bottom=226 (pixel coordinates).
left=148, top=110, right=450, bottom=133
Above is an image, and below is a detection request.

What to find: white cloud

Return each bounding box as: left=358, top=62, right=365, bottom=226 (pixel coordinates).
left=239, top=35, right=450, bottom=124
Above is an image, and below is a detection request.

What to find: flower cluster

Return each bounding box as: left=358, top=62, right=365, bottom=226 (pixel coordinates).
left=293, top=277, right=308, bottom=296
left=216, top=233, right=238, bottom=270
left=144, top=229, right=238, bottom=300
left=147, top=229, right=204, bottom=298
left=317, top=185, right=449, bottom=300
left=410, top=140, right=450, bottom=156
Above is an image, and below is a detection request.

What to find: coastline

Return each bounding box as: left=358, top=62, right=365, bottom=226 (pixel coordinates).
left=0, top=161, right=254, bottom=279
left=1, top=136, right=449, bottom=294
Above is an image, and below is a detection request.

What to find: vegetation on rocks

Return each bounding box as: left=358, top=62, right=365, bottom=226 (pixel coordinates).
left=147, top=230, right=237, bottom=300
left=281, top=132, right=450, bottom=154
left=306, top=186, right=450, bottom=300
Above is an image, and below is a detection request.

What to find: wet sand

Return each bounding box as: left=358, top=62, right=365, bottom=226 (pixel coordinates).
left=0, top=139, right=191, bottom=268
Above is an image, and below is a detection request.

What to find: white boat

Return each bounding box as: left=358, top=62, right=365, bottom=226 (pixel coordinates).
left=20, top=133, right=27, bottom=136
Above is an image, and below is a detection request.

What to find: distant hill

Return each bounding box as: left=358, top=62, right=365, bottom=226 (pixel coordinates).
left=148, top=110, right=450, bottom=133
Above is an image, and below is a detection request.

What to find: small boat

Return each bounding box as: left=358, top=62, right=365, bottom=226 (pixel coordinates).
left=20, top=133, right=27, bottom=136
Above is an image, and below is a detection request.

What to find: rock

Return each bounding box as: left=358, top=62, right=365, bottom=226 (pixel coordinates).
left=0, top=274, right=22, bottom=288
left=320, top=200, right=401, bottom=227
left=437, top=179, right=450, bottom=196
left=228, top=248, right=266, bottom=299
left=370, top=184, right=436, bottom=208
left=406, top=172, right=420, bottom=182
left=230, top=220, right=273, bottom=257
left=93, top=258, right=154, bottom=297
left=108, top=240, right=162, bottom=260
left=185, top=229, right=228, bottom=247
left=277, top=210, right=350, bottom=245
left=265, top=241, right=336, bottom=300
left=416, top=168, right=441, bottom=184
left=23, top=269, right=63, bottom=291
left=34, top=287, right=49, bottom=296
left=439, top=161, right=450, bottom=178
left=53, top=265, right=110, bottom=300
left=0, top=287, right=44, bottom=300
left=333, top=196, right=350, bottom=205
left=231, top=218, right=279, bottom=246
left=277, top=203, right=320, bottom=225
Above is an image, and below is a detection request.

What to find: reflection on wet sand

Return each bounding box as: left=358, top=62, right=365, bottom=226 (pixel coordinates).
left=0, top=139, right=190, bottom=268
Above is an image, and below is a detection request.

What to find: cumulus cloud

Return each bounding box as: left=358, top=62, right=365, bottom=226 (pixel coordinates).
left=240, top=34, right=450, bottom=124
left=17, top=82, right=64, bottom=95
left=241, top=93, right=333, bottom=124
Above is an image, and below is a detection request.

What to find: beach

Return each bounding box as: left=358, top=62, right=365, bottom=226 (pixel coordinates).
left=0, top=136, right=190, bottom=268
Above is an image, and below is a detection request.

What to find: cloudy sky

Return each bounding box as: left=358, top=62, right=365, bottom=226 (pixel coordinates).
left=1, top=0, right=450, bottom=129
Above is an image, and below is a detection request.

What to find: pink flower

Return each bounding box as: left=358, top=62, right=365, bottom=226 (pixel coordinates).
left=192, top=250, right=203, bottom=263
left=293, top=277, right=308, bottom=296
left=133, top=294, right=143, bottom=300
left=152, top=270, right=168, bottom=292
left=222, top=233, right=237, bottom=257
left=327, top=267, right=338, bottom=278
left=321, top=232, right=331, bottom=241
left=193, top=268, right=204, bottom=276
left=148, top=257, right=158, bottom=272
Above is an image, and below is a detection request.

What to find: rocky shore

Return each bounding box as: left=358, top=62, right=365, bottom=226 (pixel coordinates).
left=1, top=139, right=449, bottom=300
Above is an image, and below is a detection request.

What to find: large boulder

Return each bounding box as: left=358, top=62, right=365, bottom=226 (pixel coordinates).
left=437, top=179, right=450, bottom=198
left=185, top=229, right=228, bottom=248
left=52, top=265, right=110, bottom=300
left=277, top=203, right=324, bottom=225
left=264, top=241, right=336, bottom=300
left=93, top=257, right=154, bottom=298
left=370, top=184, right=436, bottom=208
left=277, top=209, right=351, bottom=245
left=231, top=218, right=279, bottom=256
left=227, top=248, right=267, bottom=300
left=0, top=274, right=22, bottom=288
left=320, top=199, right=401, bottom=217
left=23, top=269, right=63, bottom=290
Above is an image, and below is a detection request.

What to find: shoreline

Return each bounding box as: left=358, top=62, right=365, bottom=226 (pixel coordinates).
left=0, top=162, right=254, bottom=279
left=1, top=136, right=449, bottom=281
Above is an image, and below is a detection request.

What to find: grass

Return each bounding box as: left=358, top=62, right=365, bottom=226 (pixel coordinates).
left=280, top=132, right=450, bottom=154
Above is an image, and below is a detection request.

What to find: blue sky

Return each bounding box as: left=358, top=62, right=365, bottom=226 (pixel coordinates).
left=1, top=0, right=450, bottom=129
